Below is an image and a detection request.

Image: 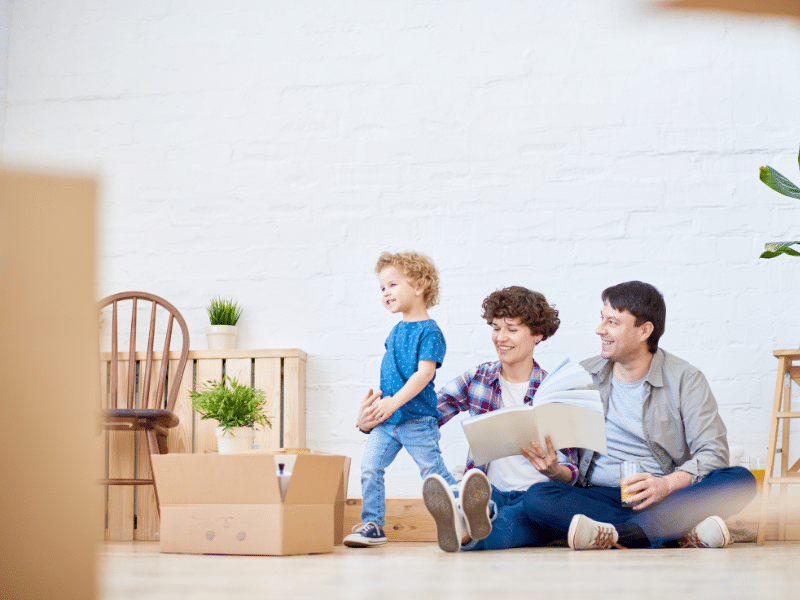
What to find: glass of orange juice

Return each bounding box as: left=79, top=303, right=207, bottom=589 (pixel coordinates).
left=620, top=461, right=641, bottom=507
left=749, top=457, right=765, bottom=493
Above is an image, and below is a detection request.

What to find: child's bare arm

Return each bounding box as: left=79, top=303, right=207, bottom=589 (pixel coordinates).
left=364, top=360, right=437, bottom=423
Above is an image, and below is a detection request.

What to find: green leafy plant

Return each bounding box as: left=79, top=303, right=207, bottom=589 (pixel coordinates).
left=190, top=376, right=272, bottom=434
left=759, top=145, right=800, bottom=258
left=206, top=296, right=243, bottom=325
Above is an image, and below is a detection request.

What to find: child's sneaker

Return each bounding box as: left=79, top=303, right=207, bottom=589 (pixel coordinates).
left=343, top=522, right=387, bottom=547
left=423, top=473, right=464, bottom=552
left=678, top=516, right=732, bottom=548
left=459, top=469, right=492, bottom=542
left=567, top=514, right=625, bottom=550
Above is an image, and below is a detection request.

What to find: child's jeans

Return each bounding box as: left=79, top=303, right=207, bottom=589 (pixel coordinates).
left=361, top=416, right=456, bottom=525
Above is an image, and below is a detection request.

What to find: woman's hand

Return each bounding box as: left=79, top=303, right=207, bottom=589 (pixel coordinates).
left=520, top=436, right=571, bottom=482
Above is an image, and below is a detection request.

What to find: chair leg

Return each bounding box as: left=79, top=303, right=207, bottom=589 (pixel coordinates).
left=145, top=429, right=162, bottom=516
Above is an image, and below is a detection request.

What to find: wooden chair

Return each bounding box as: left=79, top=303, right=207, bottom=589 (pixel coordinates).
left=98, top=291, right=190, bottom=513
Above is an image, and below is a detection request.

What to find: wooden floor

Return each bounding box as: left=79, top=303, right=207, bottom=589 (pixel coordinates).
left=99, top=540, right=800, bottom=600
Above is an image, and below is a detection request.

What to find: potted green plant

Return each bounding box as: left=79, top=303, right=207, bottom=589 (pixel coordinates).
left=205, top=296, right=243, bottom=350
left=759, top=145, right=800, bottom=258
left=190, top=376, right=272, bottom=453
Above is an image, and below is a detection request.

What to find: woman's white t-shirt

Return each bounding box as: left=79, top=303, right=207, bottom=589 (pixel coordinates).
left=486, top=375, right=550, bottom=492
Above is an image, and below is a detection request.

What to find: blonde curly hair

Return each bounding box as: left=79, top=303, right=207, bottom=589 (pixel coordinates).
left=375, top=251, right=440, bottom=309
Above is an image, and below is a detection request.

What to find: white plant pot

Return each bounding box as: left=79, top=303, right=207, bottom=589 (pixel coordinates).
left=215, top=426, right=255, bottom=454
left=205, top=325, right=238, bottom=350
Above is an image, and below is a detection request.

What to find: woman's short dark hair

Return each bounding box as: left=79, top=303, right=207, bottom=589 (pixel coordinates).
left=481, top=286, right=560, bottom=341
left=601, top=281, right=666, bottom=354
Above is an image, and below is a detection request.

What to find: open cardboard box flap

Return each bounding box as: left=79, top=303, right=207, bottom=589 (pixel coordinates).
left=152, top=452, right=345, bottom=506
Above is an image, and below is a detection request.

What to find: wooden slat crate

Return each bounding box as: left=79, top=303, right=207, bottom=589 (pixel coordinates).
left=100, top=348, right=307, bottom=541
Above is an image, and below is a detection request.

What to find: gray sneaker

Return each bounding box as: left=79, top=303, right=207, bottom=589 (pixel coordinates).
left=678, top=516, right=732, bottom=548
left=567, top=514, right=625, bottom=550
left=459, top=469, right=492, bottom=542
left=423, top=474, right=464, bottom=552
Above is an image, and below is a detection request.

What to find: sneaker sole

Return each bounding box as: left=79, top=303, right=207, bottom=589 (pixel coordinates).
left=461, top=472, right=492, bottom=541
left=705, top=516, right=732, bottom=548
left=343, top=536, right=387, bottom=548
left=423, top=476, right=460, bottom=552
left=566, top=514, right=582, bottom=550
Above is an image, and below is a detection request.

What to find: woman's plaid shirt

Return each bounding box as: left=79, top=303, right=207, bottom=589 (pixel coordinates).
left=436, top=358, right=579, bottom=482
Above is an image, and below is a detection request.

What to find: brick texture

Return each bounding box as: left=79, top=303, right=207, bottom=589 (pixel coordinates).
left=2, top=1, right=800, bottom=496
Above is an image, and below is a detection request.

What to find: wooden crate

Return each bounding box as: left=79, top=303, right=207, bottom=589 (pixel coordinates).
left=100, top=348, right=306, bottom=541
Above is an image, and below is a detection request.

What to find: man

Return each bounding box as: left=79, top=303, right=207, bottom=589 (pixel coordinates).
left=521, top=281, right=756, bottom=550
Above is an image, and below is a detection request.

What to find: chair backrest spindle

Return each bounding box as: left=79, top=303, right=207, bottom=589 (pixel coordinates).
left=140, top=301, right=158, bottom=407
left=154, top=313, right=174, bottom=410
left=126, top=297, right=138, bottom=409
left=110, top=300, right=119, bottom=409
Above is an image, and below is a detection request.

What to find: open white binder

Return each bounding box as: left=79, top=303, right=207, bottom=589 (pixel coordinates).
left=461, top=358, right=607, bottom=466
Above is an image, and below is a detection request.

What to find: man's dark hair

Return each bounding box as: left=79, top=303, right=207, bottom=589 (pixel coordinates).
left=481, top=286, right=560, bottom=341
left=601, top=281, right=666, bottom=354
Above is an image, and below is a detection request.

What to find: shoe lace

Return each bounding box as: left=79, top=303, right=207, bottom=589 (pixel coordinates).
left=594, top=526, right=626, bottom=550
left=678, top=532, right=703, bottom=548
left=352, top=522, right=380, bottom=536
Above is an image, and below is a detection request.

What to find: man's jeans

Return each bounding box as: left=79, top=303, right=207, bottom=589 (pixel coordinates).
left=361, top=416, right=455, bottom=526
left=522, top=466, right=756, bottom=547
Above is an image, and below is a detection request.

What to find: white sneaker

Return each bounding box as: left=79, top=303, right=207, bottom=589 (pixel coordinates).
left=459, top=469, right=492, bottom=542
left=423, top=474, right=464, bottom=552
left=678, top=516, right=732, bottom=548
left=567, top=515, right=625, bottom=550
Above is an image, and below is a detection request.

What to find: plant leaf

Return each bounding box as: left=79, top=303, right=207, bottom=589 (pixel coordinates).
left=760, top=166, right=800, bottom=199
left=761, top=241, right=800, bottom=259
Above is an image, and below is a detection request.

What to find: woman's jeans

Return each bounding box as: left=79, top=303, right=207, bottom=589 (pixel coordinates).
left=360, top=416, right=455, bottom=526
left=465, top=486, right=557, bottom=550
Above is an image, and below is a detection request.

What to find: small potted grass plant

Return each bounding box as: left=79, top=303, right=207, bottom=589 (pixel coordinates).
left=205, top=296, right=243, bottom=350
left=190, top=376, right=272, bottom=453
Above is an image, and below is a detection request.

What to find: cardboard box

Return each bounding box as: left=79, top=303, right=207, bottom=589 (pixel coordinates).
left=334, top=456, right=351, bottom=546
left=151, top=451, right=348, bottom=556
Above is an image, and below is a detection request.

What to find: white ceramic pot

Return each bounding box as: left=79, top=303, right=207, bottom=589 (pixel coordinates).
left=205, top=325, right=238, bottom=350
left=215, top=426, right=255, bottom=454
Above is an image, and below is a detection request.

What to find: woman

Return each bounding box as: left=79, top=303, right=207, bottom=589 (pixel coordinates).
left=424, top=286, right=576, bottom=551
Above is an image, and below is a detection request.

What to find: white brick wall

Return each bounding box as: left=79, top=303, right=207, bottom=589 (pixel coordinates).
left=2, top=1, right=800, bottom=497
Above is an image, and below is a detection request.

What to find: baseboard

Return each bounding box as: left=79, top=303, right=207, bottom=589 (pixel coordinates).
left=344, top=498, right=436, bottom=542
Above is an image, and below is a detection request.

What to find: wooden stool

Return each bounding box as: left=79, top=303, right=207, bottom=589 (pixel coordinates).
left=757, top=349, right=800, bottom=544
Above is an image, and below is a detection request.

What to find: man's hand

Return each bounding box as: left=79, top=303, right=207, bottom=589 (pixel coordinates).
left=624, top=470, right=691, bottom=511
left=519, top=436, right=571, bottom=482
left=356, top=388, right=382, bottom=433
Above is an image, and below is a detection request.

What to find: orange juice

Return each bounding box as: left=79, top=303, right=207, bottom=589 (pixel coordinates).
left=620, top=479, right=639, bottom=507
left=750, top=469, right=765, bottom=493
left=620, top=461, right=640, bottom=506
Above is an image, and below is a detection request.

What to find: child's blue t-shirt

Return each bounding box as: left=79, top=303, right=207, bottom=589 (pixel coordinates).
left=380, top=319, right=446, bottom=425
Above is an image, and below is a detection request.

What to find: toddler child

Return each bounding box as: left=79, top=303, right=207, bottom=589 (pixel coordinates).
left=343, top=251, right=456, bottom=547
